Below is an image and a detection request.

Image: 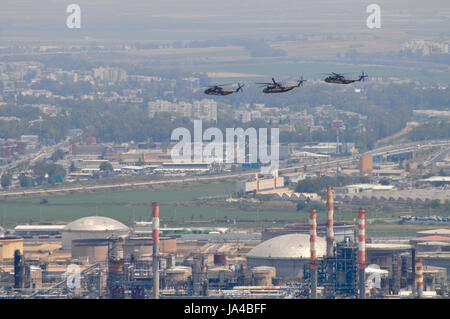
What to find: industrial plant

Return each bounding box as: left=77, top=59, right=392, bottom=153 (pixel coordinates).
left=0, top=188, right=448, bottom=300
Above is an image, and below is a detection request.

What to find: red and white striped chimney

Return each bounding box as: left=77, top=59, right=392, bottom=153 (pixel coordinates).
left=152, top=202, right=160, bottom=246
left=416, top=258, right=424, bottom=298
left=309, top=208, right=317, bottom=299
left=326, top=187, right=334, bottom=257
left=358, top=208, right=366, bottom=267
left=358, top=208, right=366, bottom=299
left=152, top=202, right=160, bottom=299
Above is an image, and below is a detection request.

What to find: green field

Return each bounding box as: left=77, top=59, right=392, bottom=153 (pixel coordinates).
left=0, top=183, right=304, bottom=227
left=0, top=182, right=443, bottom=238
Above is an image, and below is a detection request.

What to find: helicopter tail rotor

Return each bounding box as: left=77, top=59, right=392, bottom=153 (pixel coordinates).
left=359, top=72, right=368, bottom=82
left=297, top=76, right=307, bottom=87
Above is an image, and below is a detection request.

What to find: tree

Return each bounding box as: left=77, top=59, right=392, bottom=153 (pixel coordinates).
left=51, top=149, right=65, bottom=162
left=47, top=164, right=66, bottom=184
left=1, top=173, right=12, bottom=189
left=99, top=161, right=113, bottom=172
left=69, top=161, right=76, bottom=172
left=19, top=174, right=32, bottom=187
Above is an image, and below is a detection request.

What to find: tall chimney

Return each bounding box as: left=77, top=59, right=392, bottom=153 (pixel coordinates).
left=415, top=258, right=423, bottom=298
left=309, top=209, right=317, bottom=299
left=411, top=248, right=416, bottom=296
left=152, top=202, right=160, bottom=299
left=326, top=186, right=334, bottom=257
left=358, top=208, right=366, bottom=299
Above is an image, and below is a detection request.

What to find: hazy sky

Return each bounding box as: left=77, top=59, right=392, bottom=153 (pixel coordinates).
left=0, top=0, right=448, bottom=42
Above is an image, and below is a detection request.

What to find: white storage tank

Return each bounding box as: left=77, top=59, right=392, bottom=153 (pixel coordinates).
left=61, top=216, right=130, bottom=250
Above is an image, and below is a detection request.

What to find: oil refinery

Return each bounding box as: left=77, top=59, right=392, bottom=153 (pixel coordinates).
left=1, top=191, right=448, bottom=300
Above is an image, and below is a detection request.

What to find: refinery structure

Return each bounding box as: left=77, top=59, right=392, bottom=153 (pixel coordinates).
left=0, top=190, right=449, bottom=300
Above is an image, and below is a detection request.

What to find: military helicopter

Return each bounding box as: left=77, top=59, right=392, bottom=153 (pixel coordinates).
left=256, top=77, right=306, bottom=93
left=323, top=72, right=368, bottom=84
left=203, top=83, right=244, bottom=96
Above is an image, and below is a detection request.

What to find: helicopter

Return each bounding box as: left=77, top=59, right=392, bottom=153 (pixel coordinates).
left=323, top=72, right=368, bottom=84
left=256, top=77, right=306, bottom=93
left=204, top=83, right=244, bottom=96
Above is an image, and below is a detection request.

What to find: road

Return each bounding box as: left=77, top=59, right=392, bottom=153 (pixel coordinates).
left=0, top=139, right=448, bottom=198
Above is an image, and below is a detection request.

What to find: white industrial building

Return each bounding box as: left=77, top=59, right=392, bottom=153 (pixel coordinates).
left=61, top=216, right=130, bottom=250
left=236, top=172, right=284, bottom=195
left=246, top=233, right=326, bottom=278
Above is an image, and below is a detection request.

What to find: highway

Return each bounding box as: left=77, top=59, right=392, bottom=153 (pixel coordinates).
left=363, top=139, right=450, bottom=157
left=0, top=156, right=357, bottom=198
left=0, top=139, right=448, bottom=198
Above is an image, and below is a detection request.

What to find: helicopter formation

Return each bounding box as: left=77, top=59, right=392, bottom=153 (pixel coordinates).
left=203, top=72, right=368, bottom=96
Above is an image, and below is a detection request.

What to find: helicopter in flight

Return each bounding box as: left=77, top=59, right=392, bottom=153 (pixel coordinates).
left=204, top=83, right=244, bottom=96
left=323, top=72, right=368, bottom=84
left=256, top=77, right=306, bottom=93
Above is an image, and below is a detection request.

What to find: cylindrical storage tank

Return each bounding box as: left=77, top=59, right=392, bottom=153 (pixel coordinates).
left=165, top=266, right=192, bottom=283
left=62, top=216, right=130, bottom=250
left=214, top=254, right=227, bottom=265
left=71, top=238, right=109, bottom=262
left=247, top=233, right=326, bottom=279
left=252, top=266, right=276, bottom=286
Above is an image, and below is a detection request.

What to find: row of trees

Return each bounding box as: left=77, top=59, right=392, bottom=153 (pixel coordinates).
left=294, top=175, right=370, bottom=194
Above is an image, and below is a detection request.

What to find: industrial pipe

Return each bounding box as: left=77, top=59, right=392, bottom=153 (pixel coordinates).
left=358, top=208, right=366, bottom=299
left=416, top=258, right=423, bottom=298
left=326, top=186, right=334, bottom=257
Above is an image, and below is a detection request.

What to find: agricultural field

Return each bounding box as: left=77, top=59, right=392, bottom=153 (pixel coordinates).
left=0, top=182, right=301, bottom=228
left=0, top=179, right=444, bottom=238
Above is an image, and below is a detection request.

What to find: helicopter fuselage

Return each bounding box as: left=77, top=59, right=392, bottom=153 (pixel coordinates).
left=262, top=85, right=297, bottom=93
left=204, top=88, right=235, bottom=96
left=324, top=77, right=358, bottom=84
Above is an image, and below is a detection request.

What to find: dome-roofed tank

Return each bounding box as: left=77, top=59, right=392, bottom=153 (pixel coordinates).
left=65, top=216, right=129, bottom=232
left=62, top=216, right=130, bottom=250
left=247, top=233, right=326, bottom=259
left=246, top=233, right=326, bottom=278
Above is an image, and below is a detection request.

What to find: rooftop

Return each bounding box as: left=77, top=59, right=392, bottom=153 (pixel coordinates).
left=247, top=233, right=326, bottom=259
left=64, top=216, right=130, bottom=232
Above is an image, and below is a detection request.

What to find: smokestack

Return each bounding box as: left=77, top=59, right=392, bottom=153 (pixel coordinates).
left=152, top=202, right=160, bottom=299
left=326, top=186, right=334, bottom=257
left=108, top=237, right=125, bottom=299
left=411, top=248, right=416, bottom=296
left=309, top=209, right=317, bottom=299
left=14, top=250, right=26, bottom=289
left=415, top=258, right=424, bottom=298
left=358, top=208, right=366, bottom=299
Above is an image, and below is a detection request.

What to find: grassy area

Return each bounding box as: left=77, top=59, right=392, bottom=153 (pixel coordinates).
left=0, top=183, right=302, bottom=227
left=0, top=181, right=446, bottom=239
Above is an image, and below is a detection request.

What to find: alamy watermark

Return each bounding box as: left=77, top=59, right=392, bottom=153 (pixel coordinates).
left=366, top=264, right=382, bottom=289
left=66, top=4, right=81, bottom=29
left=65, top=264, right=81, bottom=289
left=366, top=4, right=381, bottom=29
left=171, top=120, right=279, bottom=174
